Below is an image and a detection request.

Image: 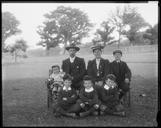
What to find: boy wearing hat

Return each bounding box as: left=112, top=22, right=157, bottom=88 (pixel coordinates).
left=87, top=44, right=110, bottom=87
left=53, top=74, right=78, bottom=118
left=98, top=74, right=125, bottom=116
left=110, top=50, right=132, bottom=101
left=61, top=43, right=86, bottom=91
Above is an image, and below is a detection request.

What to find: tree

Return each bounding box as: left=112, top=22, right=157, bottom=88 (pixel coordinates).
left=143, top=24, right=158, bottom=44
left=2, top=12, right=21, bottom=52
left=109, top=5, right=149, bottom=48
left=122, top=5, right=150, bottom=45
left=108, top=6, right=126, bottom=49
left=95, top=21, right=116, bottom=46
left=8, top=39, right=28, bottom=62
left=37, top=6, right=93, bottom=54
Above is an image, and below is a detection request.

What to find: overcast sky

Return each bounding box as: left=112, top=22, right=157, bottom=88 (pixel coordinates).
left=2, top=2, right=158, bottom=49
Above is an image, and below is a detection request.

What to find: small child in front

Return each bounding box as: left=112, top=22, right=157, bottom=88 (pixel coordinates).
left=76, top=75, right=100, bottom=117
left=99, top=74, right=126, bottom=116
left=53, top=74, right=78, bottom=118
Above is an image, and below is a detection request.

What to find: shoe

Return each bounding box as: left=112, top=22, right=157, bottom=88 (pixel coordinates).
left=114, top=111, right=126, bottom=117
left=100, top=111, right=105, bottom=116
left=92, top=111, right=99, bottom=116
left=79, top=112, right=88, bottom=117
left=66, top=113, right=77, bottom=118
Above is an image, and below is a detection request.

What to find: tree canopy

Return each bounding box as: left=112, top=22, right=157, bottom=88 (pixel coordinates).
left=2, top=12, right=21, bottom=51
left=37, top=6, right=93, bottom=53
left=94, top=21, right=116, bottom=46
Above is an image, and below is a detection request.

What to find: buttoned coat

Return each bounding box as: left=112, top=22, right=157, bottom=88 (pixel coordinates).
left=87, top=58, right=110, bottom=82
left=109, top=60, right=132, bottom=85
left=61, top=57, right=86, bottom=89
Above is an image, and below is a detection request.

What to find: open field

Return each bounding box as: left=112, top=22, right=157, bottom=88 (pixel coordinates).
left=2, top=52, right=158, bottom=126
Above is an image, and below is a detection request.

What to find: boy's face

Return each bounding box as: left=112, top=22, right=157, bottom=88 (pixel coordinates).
left=64, top=79, right=72, bottom=88
left=93, top=49, right=102, bottom=59
left=84, top=80, right=93, bottom=89
left=52, top=67, right=60, bottom=74
left=114, top=53, right=122, bottom=60
left=105, top=79, right=116, bottom=88
left=68, top=48, right=77, bottom=58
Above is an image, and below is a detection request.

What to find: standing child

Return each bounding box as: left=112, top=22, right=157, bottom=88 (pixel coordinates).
left=99, top=74, right=125, bottom=116
left=76, top=75, right=100, bottom=117
left=110, top=50, right=132, bottom=101
left=53, top=74, right=78, bottom=118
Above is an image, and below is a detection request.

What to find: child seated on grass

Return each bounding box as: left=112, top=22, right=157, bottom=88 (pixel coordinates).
left=53, top=74, right=78, bottom=118
left=75, top=75, right=100, bottom=117
left=48, top=65, right=65, bottom=94
left=98, top=74, right=125, bottom=117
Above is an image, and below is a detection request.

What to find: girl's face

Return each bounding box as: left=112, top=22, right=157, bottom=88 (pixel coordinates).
left=114, top=53, right=122, bottom=61
left=52, top=67, right=60, bottom=74
left=83, top=80, right=93, bottom=89
left=64, top=79, right=72, bottom=88
left=93, top=49, right=102, bottom=59
left=105, top=79, right=116, bottom=88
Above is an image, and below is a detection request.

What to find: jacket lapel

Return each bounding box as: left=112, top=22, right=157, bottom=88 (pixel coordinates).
left=66, top=58, right=70, bottom=73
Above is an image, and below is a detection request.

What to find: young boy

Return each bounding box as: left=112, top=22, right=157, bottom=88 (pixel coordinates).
left=53, top=74, right=78, bottom=118
left=48, top=65, right=65, bottom=94
left=99, top=74, right=125, bottom=116
left=76, top=75, right=100, bottom=117
left=110, top=50, right=132, bottom=101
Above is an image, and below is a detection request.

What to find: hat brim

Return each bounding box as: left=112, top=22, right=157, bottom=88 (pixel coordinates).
left=113, top=51, right=122, bottom=55
left=66, top=47, right=80, bottom=51
left=91, top=46, right=104, bottom=51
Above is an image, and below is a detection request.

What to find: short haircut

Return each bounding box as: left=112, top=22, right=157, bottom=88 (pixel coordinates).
left=93, top=48, right=102, bottom=53
left=83, top=75, right=92, bottom=80
left=113, top=50, right=122, bottom=55
left=105, top=74, right=116, bottom=82
left=63, top=74, right=73, bottom=81
left=51, top=65, right=60, bottom=70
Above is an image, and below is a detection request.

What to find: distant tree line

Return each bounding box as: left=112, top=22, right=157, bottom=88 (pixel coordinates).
left=2, top=5, right=158, bottom=57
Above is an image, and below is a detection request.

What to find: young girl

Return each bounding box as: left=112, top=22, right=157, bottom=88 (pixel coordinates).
left=48, top=65, right=65, bottom=93
left=53, top=74, right=78, bottom=118
left=98, top=74, right=125, bottom=116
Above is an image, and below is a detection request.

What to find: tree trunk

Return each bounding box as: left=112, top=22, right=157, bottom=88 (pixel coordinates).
left=63, top=39, right=68, bottom=55
left=118, top=33, right=120, bottom=49
left=46, top=46, right=50, bottom=56
left=14, top=50, right=17, bottom=63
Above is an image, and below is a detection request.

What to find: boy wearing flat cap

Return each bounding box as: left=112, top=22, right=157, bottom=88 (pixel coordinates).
left=61, top=43, right=86, bottom=91
left=110, top=50, right=132, bottom=101
left=87, top=44, right=110, bottom=87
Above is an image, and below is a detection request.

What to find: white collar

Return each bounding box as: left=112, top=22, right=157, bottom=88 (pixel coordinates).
left=104, top=84, right=110, bottom=90
left=116, top=60, right=121, bottom=63
left=96, top=58, right=101, bottom=62
left=70, top=56, right=76, bottom=63
left=104, top=84, right=115, bottom=90
left=85, top=87, right=94, bottom=92
left=63, top=86, right=71, bottom=91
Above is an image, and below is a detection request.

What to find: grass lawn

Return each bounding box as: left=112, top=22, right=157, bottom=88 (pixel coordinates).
left=2, top=53, right=158, bottom=126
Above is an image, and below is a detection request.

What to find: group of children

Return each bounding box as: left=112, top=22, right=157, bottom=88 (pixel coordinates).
left=47, top=65, right=126, bottom=118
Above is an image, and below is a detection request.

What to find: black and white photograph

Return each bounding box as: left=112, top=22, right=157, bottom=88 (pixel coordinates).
left=2, top=1, right=158, bottom=126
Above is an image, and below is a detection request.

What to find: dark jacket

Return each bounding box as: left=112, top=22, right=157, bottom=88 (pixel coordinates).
left=62, top=57, right=86, bottom=89
left=98, top=85, right=119, bottom=107
left=87, top=58, right=110, bottom=82
left=110, top=60, right=132, bottom=85
left=79, top=87, right=99, bottom=106
left=57, top=88, right=78, bottom=110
